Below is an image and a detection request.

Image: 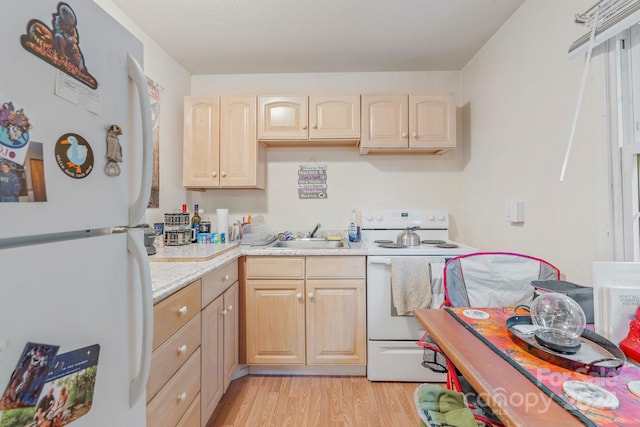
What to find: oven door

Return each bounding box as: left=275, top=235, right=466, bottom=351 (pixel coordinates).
left=367, top=256, right=446, bottom=340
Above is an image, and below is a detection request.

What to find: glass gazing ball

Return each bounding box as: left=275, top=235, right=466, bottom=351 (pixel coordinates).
left=531, top=292, right=586, bottom=341
left=531, top=293, right=586, bottom=353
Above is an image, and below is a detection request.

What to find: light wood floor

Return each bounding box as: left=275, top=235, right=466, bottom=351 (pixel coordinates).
left=206, top=375, right=422, bottom=427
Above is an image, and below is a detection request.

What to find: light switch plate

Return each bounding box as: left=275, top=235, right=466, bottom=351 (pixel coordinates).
left=505, top=201, right=525, bottom=223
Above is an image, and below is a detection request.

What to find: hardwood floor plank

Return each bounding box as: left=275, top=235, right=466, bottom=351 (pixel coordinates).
left=207, top=375, right=423, bottom=427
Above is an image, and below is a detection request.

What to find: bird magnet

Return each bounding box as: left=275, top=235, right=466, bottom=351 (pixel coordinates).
left=55, top=133, right=94, bottom=179
left=20, top=2, right=98, bottom=90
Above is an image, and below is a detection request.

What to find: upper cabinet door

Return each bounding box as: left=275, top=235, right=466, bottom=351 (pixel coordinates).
left=309, top=95, right=360, bottom=139
left=409, top=94, right=456, bottom=149
left=220, top=96, right=265, bottom=188
left=360, top=95, right=408, bottom=148
left=258, top=96, right=308, bottom=140
left=183, top=96, right=220, bottom=187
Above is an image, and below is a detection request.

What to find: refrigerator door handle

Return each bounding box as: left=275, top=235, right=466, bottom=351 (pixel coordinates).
left=128, top=232, right=153, bottom=408
left=127, top=54, right=153, bottom=227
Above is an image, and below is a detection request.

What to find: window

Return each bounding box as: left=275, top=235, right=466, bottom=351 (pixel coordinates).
left=608, top=25, right=640, bottom=260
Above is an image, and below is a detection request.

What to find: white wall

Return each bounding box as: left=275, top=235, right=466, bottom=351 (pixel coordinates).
left=189, top=72, right=469, bottom=236
left=460, top=0, right=612, bottom=284
left=98, top=0, right=614, bottom=284
left=94, top=0, right=190, bottom=225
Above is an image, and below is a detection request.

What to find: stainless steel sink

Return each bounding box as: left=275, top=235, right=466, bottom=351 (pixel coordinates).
left=271, top=239, right=348, bottom=249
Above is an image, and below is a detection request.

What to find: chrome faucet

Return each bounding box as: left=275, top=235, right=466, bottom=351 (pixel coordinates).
left=308, top=223, right=321, bottom=238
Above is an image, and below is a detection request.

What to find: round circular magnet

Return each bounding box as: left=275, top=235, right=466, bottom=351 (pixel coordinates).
left=562, top=381, right=619, bottom=409
left=462, top=309, right=490, bottom=320
left=628, top=381, right=640, bottom=398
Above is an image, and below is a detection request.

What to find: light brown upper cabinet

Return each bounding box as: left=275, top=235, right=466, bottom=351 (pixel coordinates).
left=360, top=93, right=456, bottom=154
left=258, top=95, right=360, bottom=147
left=183, top=96, right=266, bottom=189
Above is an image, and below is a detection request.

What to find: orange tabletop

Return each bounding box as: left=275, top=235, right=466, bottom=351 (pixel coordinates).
left=414, top=308, right=584, bottom=427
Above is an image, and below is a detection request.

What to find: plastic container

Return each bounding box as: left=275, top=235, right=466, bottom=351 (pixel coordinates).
left=348, top=210, right=360, bottom=242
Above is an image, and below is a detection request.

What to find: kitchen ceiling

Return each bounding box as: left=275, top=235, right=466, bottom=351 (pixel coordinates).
left=112, top=0, right=524, bottom=75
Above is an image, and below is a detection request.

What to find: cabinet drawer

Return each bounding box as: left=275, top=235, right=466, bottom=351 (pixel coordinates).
left=246, top=256, right=305, bottom=279
left=147, top=312, right=201, bottom=402
left=202, top=259, right=239, bottom=307
left=177, top=393, right=201, bottom=427
left=153, top=281, right=202, bottom=349
left=147, top=348, right=201, bottom=427
left=306, top=256, right=365, bottom=279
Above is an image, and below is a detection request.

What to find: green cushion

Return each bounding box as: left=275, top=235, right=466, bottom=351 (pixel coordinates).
left=415, top=384, right=477, bottom=427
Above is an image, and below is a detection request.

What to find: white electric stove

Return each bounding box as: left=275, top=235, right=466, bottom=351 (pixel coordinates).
left=362, top=209, right=477, bottom=382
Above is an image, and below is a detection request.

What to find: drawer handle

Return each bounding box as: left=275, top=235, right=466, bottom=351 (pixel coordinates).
left=178, top=306, right=188, bottom=316
left=224, top=274, right=230, bottom=281
left=177, top=392, right=187, bottom=402
left=177, top=344, right=187, bottom=354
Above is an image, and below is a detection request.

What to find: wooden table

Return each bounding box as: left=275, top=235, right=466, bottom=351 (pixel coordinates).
left=414, top=309, right=584, bottom=427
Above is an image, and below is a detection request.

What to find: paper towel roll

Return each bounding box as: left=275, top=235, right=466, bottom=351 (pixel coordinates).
left=216, top=209, right=229, bottom=237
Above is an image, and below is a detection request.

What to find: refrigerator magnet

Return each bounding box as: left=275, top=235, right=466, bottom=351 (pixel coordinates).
left=20, top=3, right=98, bottom=90
left=55, top=133, right=94, bottom=179
left=104, top=124, right=123, bottom=176
left=0, top=100, right=33, bottom=164
left=0, top=342, right=60, bottom=410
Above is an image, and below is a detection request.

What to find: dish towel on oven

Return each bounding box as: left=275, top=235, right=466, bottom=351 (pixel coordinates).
left=391, top=257, right=432, bottom=315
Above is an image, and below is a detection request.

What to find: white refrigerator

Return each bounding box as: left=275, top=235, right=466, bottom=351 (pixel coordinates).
left=0, top=1, right=153, bottom=426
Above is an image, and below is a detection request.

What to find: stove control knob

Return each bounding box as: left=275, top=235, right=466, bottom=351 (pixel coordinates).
left=427, top=215, right=435, bottom=221
left=438, top=214, right=446, bottom=222
left=376, top=215, right=383, bottom=222
left=365, top=215, right=373, bottom=222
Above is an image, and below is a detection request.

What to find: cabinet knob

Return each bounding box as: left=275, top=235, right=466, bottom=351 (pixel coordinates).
left=228, top=304, right=233, bottom=311
left=211, top=171, right=217, bottom=177
left=224, top=274, right=230, bottom=281
left=302, top=125, right=308, bottom=130
left=178, top=306, right=188, bottom=316
left=307, top=292, right=314, bottom=299
left=412, top=131, right=417, bottom=138
left=296, top=293, right=303, bottom=300
left=312, top=124, right=318, bottom=129
left=178, top=344, right=187, bottom=354
left=177, top=392, right=187, bottom=402
left=221, top=171, right=227, bottom=177
left=222, top=309, right=228, bottom=315
left=401, top=132, right=408, bottom=138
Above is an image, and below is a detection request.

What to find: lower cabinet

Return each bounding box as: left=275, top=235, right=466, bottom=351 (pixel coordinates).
left=147, top=281, right=202, bottom=427
left=244, top=256, right=366, bottom=366
left=201, top=260, right=239, bottom=426
left=148, top=258, right=240, bottom=427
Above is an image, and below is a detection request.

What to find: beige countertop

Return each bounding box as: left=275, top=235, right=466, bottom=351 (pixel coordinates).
left=149, top=241, right=366, bottom=303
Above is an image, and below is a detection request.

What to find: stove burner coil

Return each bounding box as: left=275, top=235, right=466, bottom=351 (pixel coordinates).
left=374, top=239, right=394, bottom=244
left=422, top=239, right=446, bottom=245
left=436, top=243, right=458, bottom=248
left=378, top=242, right=408, bottom=249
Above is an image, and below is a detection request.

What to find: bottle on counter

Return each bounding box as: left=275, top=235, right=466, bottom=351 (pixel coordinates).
left=191, top=203, right=201, bottom=243
left=348, top=210, right=359, bottom=243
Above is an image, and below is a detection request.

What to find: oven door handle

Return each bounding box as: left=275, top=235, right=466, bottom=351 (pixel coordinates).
left=368, top=257, right=392, bottom=266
